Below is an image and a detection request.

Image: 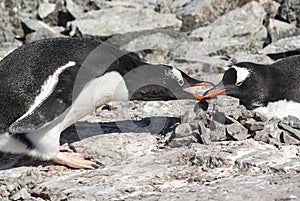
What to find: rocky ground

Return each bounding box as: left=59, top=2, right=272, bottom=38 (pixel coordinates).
left=0, top=0, right=300, bottom=200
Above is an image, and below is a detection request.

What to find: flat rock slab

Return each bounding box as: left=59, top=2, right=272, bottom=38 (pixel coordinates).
left=68, top=7, right=181, bottom=37
left=1, top=133, right=300, bottom=200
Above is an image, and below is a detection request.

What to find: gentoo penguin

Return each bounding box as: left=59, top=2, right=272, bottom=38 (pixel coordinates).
left=0, top=37, right=212, bottom=169
left=191, top=55, right=300, bottom=119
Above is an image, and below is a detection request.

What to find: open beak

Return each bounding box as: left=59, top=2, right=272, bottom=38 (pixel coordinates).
left=183, top=81, right=214, bottom=101
left=203, top=82, right=229, bottom=99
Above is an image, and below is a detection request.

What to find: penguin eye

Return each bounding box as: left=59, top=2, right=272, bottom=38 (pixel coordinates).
left=178, top=80, right=184, bottom=86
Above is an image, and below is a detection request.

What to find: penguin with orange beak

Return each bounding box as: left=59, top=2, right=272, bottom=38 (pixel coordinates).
left=190, top=55, right=300, bottom=119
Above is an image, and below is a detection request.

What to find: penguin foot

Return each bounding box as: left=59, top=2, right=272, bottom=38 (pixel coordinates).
left=59, top=143, right=74, bottom=152
left=53, top=152, right=104, bottom=169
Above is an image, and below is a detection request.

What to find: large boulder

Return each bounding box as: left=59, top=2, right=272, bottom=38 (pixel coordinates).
left=173, top=1, right=267, bottom=61
left=67, top=7, right=181, bottom=37
left=172, top=0, right=248, bottom=32
left=259, top=35, right=300, bottom=55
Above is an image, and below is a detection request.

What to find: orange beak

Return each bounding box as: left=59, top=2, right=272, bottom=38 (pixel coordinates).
left=183, top=82, right=214, bottom=101
left=204, top=88, right=227, bottom=99
left=192, top=83, right=215, bottom=87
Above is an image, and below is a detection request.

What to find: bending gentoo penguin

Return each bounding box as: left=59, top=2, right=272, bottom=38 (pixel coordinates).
left=191, top=55, right=300, bottom=119
left=0, top=37, right=212, bottom=169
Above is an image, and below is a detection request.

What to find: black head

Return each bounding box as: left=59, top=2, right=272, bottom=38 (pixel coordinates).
left=123, top=64, right=213, bottom=101
left=203, top=63, right=262, bottom=109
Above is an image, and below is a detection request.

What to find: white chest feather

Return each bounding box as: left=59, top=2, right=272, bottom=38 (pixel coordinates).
left=253, top=100, right=300, bottom=120
left=67, top=71, right=129, bottom=121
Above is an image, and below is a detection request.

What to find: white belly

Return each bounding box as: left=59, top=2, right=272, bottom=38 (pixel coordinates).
left=253, top=100, right=300, bottom=120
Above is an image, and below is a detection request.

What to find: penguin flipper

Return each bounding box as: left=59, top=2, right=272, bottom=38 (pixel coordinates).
left=9, top=97, right=69, bottom=134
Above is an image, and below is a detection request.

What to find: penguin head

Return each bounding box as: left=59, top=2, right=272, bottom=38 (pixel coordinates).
left=124, top=64, right=213, bottom=101
left=198, top=63, right=259, bottom=106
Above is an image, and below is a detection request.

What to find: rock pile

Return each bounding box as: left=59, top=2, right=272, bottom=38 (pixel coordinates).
left=167, top=97, right=300, bottom=148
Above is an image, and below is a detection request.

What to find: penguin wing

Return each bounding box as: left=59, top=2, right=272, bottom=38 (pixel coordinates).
left=9, top=65, right=78, bottom=134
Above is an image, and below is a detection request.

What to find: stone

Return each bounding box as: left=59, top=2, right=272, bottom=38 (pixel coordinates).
left=268, top=18, right=300, bottom=42
left=254, top=112, right=269, bottom=122
left=0, top=7, right=15, bottom=43
left=0, top=185, right=10, bottom=197
left=230, top=53, right=274, bottom=65
left=181, top=111, right=196, bottom=124
left=112, top=30, right=186, bottom=53
left=68, top=7, right=182, bottom=37
left=169, top=136, right=198, bottom=148
left=171, top=54, right=231, bottom=73
left=281, top=131, right=300, bottom=145
left=187, top=1, right=267, bottom=56
left=65, top=0, right=85, bottom=19
left=198, top=122, right=211, bottom=144
left=276, top=0, right=300, bottom=27
left=38, top=3, right=56, bottom=19
left=260, top=0, right=281, bottom=19
left=208, top=121, right=228, bottom=142
left=278, top=123, right=300, bottom=141
left=259, top=35, right=300, bottom=55
left=172, top=0, right=247, bottom=32
left=226, top=122, right=249, bottom=141
left=244, top=119, right=265, bottom=132
left=93, top=0, right=159, bottom=10
left=10, top=188, right=31, bottom=200
left=174, top=123, right=193, bottom=138
left=21, top=18, right=64, bottom=42
left=253, top=130, right=270, bottom=143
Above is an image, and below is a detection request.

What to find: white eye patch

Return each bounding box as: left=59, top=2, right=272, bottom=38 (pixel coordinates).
left=232, top=65, right=250, bottom=86
left=166, top=67, right=184, bottom=86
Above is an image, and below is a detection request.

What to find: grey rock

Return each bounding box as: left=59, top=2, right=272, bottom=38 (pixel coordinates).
left=259, top=35, right=300, bottom=55
left=254, top=112, right=269, bottom=122
left=282, top=131, right=300, bottom=144
left=38, top=3, right=56, bottom=19
left=21, top=18, right=64, bottom=42
left=65, top=0, right=85, bottom=19
left=10, top=188, right=31, bottom=200
left=253, top=130, right=270, bottom=144
left=226, top=122, right=249, bottom=141
left=173, top=0, right=247, bottom=32
left=209, top=121, right=228, bottom=142
left=93, top=0, right=159, bottom=10
left=25, top=28, right=65, bottom=43
left=181, top=111, right=196, bottom=124
left=244, top=119, right=265, bottom=132
left=174, top=123, right=193, bottom=138
left=278, top=122, right=300, bottom=141
left=0, top=185, right=10, bottom=197
left=0, top=41, right=22, bottom=59
left=188, top=1, right=267, bottom=55
left=113, top=30, right=186, bottom=53
left=68, top=7, right=181, bottom=37
left=0, top=7, right=15, bottom=43
left=171, top=54, right=231, bottom=73
left=276, top=0, right=300, bottom=27
left=230, top=53, right=274, bottom=64
left=268, top=18, right=300, bottom=42
left=198, top=122, right=211, bottom=144
left=260, top=0, right=281, bottom=19
left=191, top=2, right=266, bottom=40
left=169, top=135, right=197, bottom=148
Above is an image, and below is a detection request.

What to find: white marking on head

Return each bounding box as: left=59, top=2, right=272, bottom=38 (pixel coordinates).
left=15, top=61, right=76, bottom=123
left=166, top=67, right=184, bottom=86
left=253, top=100, right=300, bottom=120
left=232, top=65, right=250, bottom=86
